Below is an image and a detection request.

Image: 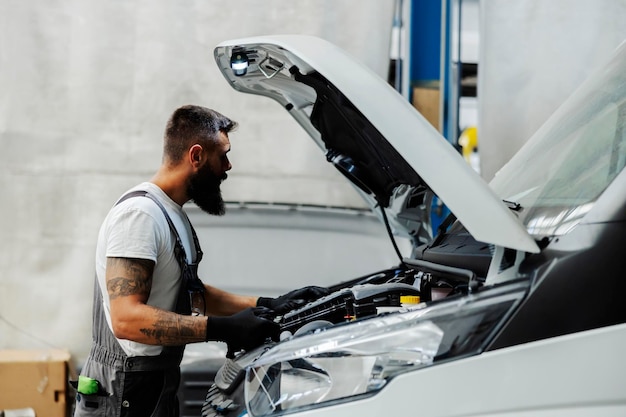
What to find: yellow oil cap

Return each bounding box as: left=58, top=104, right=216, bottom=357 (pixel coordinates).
left=400, top=295, right=420, bottom=305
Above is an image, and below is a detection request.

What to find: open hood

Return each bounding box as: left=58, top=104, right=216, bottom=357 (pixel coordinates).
left=214, top=35, right=539, bottom=254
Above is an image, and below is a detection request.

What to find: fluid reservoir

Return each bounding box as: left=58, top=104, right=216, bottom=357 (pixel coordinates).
left=401, top=295, right=421, bottom=308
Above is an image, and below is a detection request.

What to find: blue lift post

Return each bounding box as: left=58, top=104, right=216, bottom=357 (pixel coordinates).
left=408, top=0, right=453, bottom=234
left=409, top=0, right=443, bottom=104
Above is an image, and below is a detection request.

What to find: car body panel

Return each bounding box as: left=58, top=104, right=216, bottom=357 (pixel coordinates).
left=288, top=324, right=626, bottom=417
left=214, top=35, right=539, bottom=253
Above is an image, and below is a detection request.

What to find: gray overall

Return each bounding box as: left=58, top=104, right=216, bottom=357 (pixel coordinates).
left=74, top=191, right=205, bottom=417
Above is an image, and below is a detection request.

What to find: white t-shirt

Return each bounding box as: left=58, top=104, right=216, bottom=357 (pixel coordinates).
left=95, top=182, right=199, bottom=357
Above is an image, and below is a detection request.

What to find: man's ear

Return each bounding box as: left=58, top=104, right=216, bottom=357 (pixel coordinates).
left=189, top=144, right=204, bottom=168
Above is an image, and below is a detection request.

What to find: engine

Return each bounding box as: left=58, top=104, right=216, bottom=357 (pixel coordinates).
left=200, top=260, right=473, bottom=417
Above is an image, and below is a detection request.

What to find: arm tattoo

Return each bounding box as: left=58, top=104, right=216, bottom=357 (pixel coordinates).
left=107, top=257, right=154, bottom=300
left=139, top=308, right=203, bottom=345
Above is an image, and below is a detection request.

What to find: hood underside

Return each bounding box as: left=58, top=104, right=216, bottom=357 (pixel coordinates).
left=214, top=35, right=539, bottom=254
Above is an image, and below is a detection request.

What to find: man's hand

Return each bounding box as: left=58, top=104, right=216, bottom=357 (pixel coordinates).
left=205, top=307, right=280, bottom=357
left=257, top=286, right=330, bottom=314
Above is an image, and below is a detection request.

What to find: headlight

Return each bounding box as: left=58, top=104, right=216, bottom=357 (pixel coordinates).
left=243, top=282, right=527, bottom=416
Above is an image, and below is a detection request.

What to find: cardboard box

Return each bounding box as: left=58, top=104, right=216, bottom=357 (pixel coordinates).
left=412, top=86, right=441, bottom=131
left=0, top=350, right=73, bottom=417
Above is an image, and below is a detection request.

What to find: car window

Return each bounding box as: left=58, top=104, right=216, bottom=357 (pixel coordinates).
left=490, top=50, right=626, bottom=237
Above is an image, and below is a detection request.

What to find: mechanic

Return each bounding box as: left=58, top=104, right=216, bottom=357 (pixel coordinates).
left=73, top=105, right=329, bottom=417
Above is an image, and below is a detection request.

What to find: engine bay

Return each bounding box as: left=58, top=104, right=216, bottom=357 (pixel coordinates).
left=201, top=258, right=480, bottom=417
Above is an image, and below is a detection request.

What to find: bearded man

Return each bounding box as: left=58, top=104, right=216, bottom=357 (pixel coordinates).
left=74, top=105, right=328, bottom=417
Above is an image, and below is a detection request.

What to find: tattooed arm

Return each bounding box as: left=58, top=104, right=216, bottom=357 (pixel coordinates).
left=106, top=257, right=206, bottom=346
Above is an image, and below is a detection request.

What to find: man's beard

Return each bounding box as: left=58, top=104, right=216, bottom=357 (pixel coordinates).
left=187, top=163, right=227, bottom=216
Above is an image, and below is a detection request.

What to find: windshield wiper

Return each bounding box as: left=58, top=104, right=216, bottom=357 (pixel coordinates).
left=503, top=199, right=522, bottom=211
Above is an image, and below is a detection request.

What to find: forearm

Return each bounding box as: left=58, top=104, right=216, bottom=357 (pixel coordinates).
left=111, top=302, right=207, bottom=346
left=203, top=284, right=258, bottom=316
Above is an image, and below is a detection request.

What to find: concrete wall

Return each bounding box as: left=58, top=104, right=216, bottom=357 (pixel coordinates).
left=0, top=0, right=396, bottom=364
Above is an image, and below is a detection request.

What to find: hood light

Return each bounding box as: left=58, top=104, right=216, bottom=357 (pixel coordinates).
left=230, top=48, right=249, bottom=76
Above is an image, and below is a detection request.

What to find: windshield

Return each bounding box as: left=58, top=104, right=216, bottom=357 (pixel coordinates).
left=490, top=43, right=626, bottom=237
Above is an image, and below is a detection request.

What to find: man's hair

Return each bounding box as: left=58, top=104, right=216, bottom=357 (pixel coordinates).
left=163, top=105, right=237, bottom=163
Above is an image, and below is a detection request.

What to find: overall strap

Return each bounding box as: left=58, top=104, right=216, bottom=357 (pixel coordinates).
left=115, top=190, right=206, bottom=315
left=115, top=190, right=203, bottom=264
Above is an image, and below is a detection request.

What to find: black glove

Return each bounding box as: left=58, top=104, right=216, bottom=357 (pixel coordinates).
left=257, top=286, right=330, bottom=314
left=205, top=307, right=279, bottom=358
